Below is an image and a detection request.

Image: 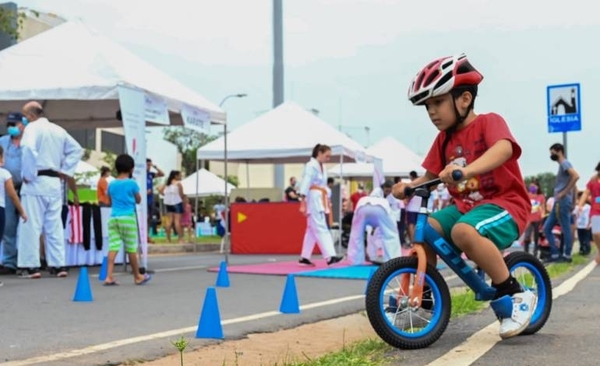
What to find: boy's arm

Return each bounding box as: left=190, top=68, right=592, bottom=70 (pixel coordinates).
left=106, top=184, right=112, bottom=206
left=440, top=140, right=513, bottom=183
left=392, top=171, right=437, bottom=199
left=135, top=192, right=142, bottom=204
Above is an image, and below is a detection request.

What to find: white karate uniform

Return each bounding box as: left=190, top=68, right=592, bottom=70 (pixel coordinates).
left=18, top=118, right=82, bottom=269
left=347, top=195, right=401, bottom=265
left=298, top=157, right=337, bottom=260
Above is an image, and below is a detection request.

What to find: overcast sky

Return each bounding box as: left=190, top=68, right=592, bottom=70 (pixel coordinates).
left=15, top=0, right=600, bottom=183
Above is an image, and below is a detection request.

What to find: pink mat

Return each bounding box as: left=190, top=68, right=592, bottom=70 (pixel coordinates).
left=207, top=259, right=352, bottom=276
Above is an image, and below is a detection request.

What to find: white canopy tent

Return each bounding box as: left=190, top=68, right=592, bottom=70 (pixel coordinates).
left=0, top=20, right=226, bottom=129
left=328, top=136, right=425, bottom=179
left=74, top=160, right=99, bottom=186
left=181, top=169, right=236, bottom=198
left=196, top=101, right=375, bottom=164
left=196, top=101, right=382, bottom=253
left=0, top=20, right=226, bottom=268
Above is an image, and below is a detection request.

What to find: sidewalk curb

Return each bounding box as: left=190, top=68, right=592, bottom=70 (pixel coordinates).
left=148, top=243, right=221, bottom=254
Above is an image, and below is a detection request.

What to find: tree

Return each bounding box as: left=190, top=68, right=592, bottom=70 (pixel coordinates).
left=219, top=174, right=239, bottom=187
left=162, top=127, right=218, bottom=175
left=0, top=7, right=35, bottom=41
left=102, top=151, right=118, bottom=177
left=525, top=172, right=556, bottom=197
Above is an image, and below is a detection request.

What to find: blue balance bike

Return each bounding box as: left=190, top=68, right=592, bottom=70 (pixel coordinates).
left=365, top=172, right=552, bottom=349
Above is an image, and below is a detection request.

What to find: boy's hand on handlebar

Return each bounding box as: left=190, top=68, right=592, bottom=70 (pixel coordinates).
left=439, top=165, right=469, bottom=185
left=392, top=182, right=409, bottom=200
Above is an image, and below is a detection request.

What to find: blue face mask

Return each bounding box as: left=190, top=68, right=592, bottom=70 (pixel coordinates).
left=21, top=117, right=28, bottom=126
left=7, top=126, right=20, bottom=137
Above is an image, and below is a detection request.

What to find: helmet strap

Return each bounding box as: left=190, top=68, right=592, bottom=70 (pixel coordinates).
left=450, top=89, right=475, bottom=128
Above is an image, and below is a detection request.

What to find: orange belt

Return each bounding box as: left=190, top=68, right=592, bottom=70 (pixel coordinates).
left=300, top=185, right=333, bottom=227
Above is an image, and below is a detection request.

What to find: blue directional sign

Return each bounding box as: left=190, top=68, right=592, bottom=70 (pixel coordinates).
left=547, top=83, right=581, bottom=133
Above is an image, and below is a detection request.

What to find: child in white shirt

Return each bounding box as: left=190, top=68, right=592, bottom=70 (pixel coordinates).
left=574, top=191, right=592, bottom=255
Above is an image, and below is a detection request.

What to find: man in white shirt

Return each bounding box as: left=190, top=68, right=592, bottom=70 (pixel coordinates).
left=17, top=101, right=82, bottom=279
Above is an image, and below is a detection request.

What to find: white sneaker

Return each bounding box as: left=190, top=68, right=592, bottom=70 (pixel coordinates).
left=494, top=291, right=537, bottom=339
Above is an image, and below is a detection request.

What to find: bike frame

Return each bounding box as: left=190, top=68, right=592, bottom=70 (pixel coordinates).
left=401, top=182, right=496, bottom=308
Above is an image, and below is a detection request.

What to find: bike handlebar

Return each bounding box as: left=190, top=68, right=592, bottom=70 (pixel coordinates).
left=404, top=170, right=464, bottom=197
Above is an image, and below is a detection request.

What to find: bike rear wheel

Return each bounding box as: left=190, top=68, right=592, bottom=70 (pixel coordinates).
left=365, top=256, right=451, bottom=349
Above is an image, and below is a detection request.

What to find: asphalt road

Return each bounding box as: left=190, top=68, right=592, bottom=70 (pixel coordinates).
left=1, top=253, right=598, bottom=366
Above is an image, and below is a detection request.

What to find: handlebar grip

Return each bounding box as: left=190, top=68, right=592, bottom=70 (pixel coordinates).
left=404, top=186, right=414, bottom=197
left=451, top=170, right=464, bottom=182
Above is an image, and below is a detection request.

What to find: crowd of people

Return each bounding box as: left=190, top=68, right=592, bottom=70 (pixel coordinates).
left=0, top=102, right=83, bottom=286
left=521, top=147, right=600, bottom=265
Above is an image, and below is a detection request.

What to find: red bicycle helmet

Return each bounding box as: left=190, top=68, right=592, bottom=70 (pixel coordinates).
left=407, top=53, right=483, bottom=105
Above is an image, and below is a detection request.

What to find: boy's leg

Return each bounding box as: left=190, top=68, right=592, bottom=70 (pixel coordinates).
left=428, top=205, right=462, bottom=267
left=106, top=218, right=122, bottom=284
left=577, top=228, right=585, bottom=254
left=455, top=204, right=536, bottom=339
left=121, top=215, right=146, bottom=282
left=106, top=251, right=118, bottom=284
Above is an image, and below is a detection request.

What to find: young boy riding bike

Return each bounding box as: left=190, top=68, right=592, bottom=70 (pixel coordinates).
left=393, top=53, right=536, bottom=339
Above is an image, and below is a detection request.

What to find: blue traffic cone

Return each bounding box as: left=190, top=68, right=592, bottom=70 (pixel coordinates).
left=73, top=267, right=93, bottom=302
left=196, top=287, right=224, bottom=339
left=365, top=267, right=377, bottom=295
left=98, top=256, right=108, bottom=282
left=215, top=261, right=230, bottom=287
left=279, top=274, right=300, bottom=314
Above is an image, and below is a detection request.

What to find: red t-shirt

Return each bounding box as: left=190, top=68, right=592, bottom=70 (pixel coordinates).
left=351, top=191, right=367, bottom=211
left=422, top=113, right=531, bottom=234
left=586, top=177, right=600, bottom=217
left=529, top=193, right=545, bottom=222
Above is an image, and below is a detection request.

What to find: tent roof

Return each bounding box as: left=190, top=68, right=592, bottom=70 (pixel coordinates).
left=181, top=168, right=236, bottom=198
left=75, top=160, right=98, bottom=174
left=196, top=101, right=371, bottom=164
left=0, top=20, right=225, bottom=129
left=328, top=136, right=424, bottom=178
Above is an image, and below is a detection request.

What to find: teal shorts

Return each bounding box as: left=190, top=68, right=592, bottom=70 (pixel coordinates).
left=108, top=215, right=139, bottom=253
left=430, top=204, right=519, bottom=251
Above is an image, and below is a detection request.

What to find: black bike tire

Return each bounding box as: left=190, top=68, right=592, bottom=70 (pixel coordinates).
left=365, top=256, right=451, bottom=349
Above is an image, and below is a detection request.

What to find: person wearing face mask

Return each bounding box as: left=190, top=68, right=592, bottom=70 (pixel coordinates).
left=0, top=113, right=27, bottom=275
left=17, top=101, right=82, bottom=279
left=543, top=143, right=579, bottom=263
left=523, top=181, right=546, bottom=254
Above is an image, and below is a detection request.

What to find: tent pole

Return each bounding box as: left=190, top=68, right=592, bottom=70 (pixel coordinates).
left=223, top=123, right=230, bottom=265
left=194, top=159, right=200, bottom=253
left=338, top=154, right=344, bottom=254
left=246, top=161, right=250, bottom=201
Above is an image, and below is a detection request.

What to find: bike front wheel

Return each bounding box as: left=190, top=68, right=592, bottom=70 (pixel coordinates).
left=365, top=256, right=451, bottom=349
